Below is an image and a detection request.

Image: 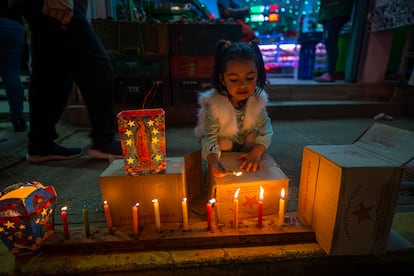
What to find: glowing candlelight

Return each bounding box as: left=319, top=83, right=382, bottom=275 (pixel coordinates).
left=182, top=197, right=189, bottom=231
left=132, top=203, right=139, bottom=235
left=82, top=204, right=91, bottom=238
left=225, top=168, right=242, bottom=176
left=206, top=198, right=215, bottom=230
left=152, top=199, right=161, bottom=230
left=233, top=188, right=240, bottom=229
left=60, top=206, right=69, bottom=239
left=258, top=186, right=264, bottom=228
left=279, top=188, right=286, bottom=225
left=103, top=200, right=114, bottom=234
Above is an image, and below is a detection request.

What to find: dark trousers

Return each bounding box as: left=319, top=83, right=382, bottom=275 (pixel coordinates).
left=18, top=0, right=117, bottom=148
left=0, top=17, right=25, bottom=121
left=322, top=16, right=350, bottom=76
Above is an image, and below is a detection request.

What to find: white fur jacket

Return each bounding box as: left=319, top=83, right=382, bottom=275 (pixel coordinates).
left=194, top=88, right=269, bottom=138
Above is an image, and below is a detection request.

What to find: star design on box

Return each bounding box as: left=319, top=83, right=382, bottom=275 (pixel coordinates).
left=243, top=195, right=257, bottom=209
left=125, top=129, right=133, bottom=137
left=127, top=120, right=135, bottom=127
left=352, top=201, right=373, bottom=224
left=4, top=221, right=15, bottom=229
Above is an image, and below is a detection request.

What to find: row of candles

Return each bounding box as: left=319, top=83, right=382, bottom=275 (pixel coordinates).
left=231, top=186, right=285, bottom=229
left=60, top=187, right=286, bottom=239
left=60, top=200, right=114, bottom=239
left=59, top=198, right=188, bottom=239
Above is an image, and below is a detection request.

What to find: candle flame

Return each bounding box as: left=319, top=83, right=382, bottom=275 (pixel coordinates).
left=208, top=198, right=216, bottom=204
left=225, top=168, right=242, bottom=176
left=103, top=200, right=108, bottom=205
left=61, top=206, right=67, bottom=212
left=182, top=197, right=187, bottom=202
left=259, top=186, right=264, bottom=201
left=280, top=188, right=285, bottom=200
left=234, top=188, right=240, bottom=199
left=152, top=199, right=158, bottom=204
left=135, top=203, right=140, bottom=207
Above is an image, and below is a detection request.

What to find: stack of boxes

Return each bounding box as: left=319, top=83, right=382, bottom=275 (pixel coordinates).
left=92, top=20, right=243, bottom=109
left=169, top=24, right=242, bottom=105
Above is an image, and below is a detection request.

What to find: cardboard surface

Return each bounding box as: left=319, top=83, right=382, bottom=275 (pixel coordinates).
left=209, top=152, right=289, bottom=227
left=298, top=123, right=414, bottom=256
left=99, top=158, right=186, bottom=226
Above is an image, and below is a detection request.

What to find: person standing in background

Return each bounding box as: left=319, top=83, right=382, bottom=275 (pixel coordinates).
left=314, top=0, right=355, bottom=82
left=0, top=3, right=28, bottom=132
left=217, top=0, right=259, bottom=43
left=10, top=0, right=123, bottom=163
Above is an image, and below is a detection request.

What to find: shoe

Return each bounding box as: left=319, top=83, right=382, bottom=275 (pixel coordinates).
left=12, top=118, right=27, bottom=132
left=27, top=143, right=83, bottom=164
left=87, top=140, right=123, bottom=160
left=314, top=72, right=335, bottom=82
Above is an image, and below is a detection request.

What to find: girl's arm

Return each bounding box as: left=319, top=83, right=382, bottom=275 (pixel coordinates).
left=238, top=110, right=273, bottom=171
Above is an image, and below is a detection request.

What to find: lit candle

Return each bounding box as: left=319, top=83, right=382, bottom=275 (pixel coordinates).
left=258, top=186, right=264, bottom=228
left=132, top=203, right=139, bottom=236
left=233, top=188, right=240, bottom=229
left=103, top=200, right=114, bottom=234
left=182, top=197, right=189, bottom=231
left=60, top=206, right=69, bottom=239
left=152, top=199, right=161, bottom=230
left=82, top=204, right=91, bottom=238
left=206, top=198, right=215, bottom=230
left=279, top=188, right=286, bottom=225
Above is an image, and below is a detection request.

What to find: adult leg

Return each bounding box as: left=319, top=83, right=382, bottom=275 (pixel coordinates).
left=68, top=3, right=117, bottom=147
left=323, top=17, right=349, bottom=77
left=19, top=1, right=83, bottom=162
left=63, top=2, right=121, bottom=158
left=0, top=17, right=27, bottom=131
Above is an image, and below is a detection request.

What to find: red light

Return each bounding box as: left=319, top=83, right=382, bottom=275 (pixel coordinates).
left=269, top=5, right=279, bottom=12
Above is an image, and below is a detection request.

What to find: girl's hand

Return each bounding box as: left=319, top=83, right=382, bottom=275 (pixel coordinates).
left=207, top=154, right=227, bottom=178
left=237, top=144, right=265, bottom=172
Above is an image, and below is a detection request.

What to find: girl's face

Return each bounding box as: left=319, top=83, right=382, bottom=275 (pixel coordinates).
left=220, top=59, right=258, bottom=106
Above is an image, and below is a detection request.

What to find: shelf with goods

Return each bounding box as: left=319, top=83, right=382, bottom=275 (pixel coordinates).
left=259, top=42, right=299, bottom=77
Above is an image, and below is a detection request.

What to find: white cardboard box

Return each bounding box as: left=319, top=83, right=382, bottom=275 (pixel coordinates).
left=99, top=157, right=187, bottom=226
left=298, top=123, right=414, bottom=256
left=209, top=152, right=289, bottom=226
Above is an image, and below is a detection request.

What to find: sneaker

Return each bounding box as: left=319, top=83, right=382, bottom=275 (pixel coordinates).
left=27, top=143, right=83, bottom=164
left=87, top=140, right=123, bottom=160
left=12, top=118, right=27, bottom=132
left=314, top=72, right=335, bottom=82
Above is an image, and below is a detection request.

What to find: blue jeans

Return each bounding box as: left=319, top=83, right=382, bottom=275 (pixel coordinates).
left=17, top=1, right=117, bottom=148
left=0, top=17, right=25, bottom=121
left=322, top=16, right=350, bottom=76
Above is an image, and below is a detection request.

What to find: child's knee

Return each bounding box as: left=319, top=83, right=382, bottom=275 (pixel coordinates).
left=218, top=138, right=233, bottom=151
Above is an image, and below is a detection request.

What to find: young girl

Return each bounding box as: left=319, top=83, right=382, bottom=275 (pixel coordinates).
left=194, top=39, right=273, bottom=178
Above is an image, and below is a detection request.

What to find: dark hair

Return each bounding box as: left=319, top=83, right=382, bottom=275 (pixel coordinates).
left=211, top=39, right=267, bottom=97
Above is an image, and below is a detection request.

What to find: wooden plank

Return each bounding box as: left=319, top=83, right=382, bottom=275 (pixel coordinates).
left=42, top=213, right=315, bottom=254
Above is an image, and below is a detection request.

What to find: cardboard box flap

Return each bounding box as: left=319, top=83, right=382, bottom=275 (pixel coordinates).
left=101, top=157, right=184, bottom=177
left=306, top=144, right=401, bottom=167
left=353, top=123, right=414, bottom=165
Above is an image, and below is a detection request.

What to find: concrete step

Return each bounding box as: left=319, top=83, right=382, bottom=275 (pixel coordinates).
left=3, top=79, right=413, bottom=125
